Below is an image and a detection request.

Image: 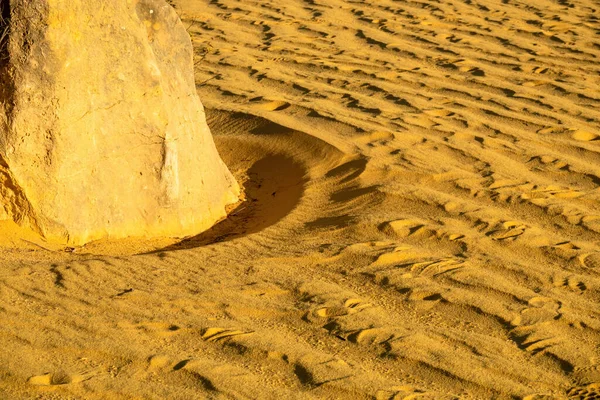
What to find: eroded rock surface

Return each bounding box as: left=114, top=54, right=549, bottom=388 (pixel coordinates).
left=0, top=0, right=239, bottom=245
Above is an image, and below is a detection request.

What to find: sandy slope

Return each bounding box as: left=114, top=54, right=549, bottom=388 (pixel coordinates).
left=1, top=0, right=600, bottom=398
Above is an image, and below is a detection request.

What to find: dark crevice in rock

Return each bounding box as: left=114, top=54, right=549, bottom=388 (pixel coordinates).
left=0, top=0, right=10, bottom=157
left=0, top=0, right=9, bottom=63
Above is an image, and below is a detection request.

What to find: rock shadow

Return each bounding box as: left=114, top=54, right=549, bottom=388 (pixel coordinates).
left=157, top=154, right=307, bottom=251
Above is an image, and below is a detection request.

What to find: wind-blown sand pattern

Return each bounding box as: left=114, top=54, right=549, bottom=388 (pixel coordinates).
left=1, top=0, right=600, bottom=398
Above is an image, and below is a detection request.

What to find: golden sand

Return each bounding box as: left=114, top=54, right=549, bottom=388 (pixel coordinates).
left=1, top=0, right=599, bottom=398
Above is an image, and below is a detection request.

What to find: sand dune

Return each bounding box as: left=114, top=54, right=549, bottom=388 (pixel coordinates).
left=1, top=0, right=600, bottom=398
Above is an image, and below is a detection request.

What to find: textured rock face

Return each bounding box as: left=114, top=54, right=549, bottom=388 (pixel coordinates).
left=0, top=0, right=239, bottom=245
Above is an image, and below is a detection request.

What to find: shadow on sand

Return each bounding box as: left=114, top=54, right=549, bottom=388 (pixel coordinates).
left=152, top=154, right=307, bottom=252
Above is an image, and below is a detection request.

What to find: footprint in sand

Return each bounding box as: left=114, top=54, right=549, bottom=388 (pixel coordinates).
left=581, top=216, right=600, bottom=233
left=540, top=241, right=581, bottom=261
left=379, top=219, right=466, bottom=244
left=579, top=253, right=600, bottom=269
left=526, top=66, right=552, bottom=75
left=308, top=298, right=373, bottom=321
left=424, top=108, right=456, bottom=117
left=511, top=296, right=561, bottom=327
left=376, top=385, right=449, bottom=400
left=368, top=256, right=465, bottom=284
left=331, top=326, right=408, bottom=353
left=293, top=355, right=355, bottom=388
left=509, top=297, right=564, bottom=355
left=487, top=221, right=527, bottom=241
left=521, top=185, right=584, bottom=201
left=536, top=126, right=566, bottom=135
left=553, top=275, right=587, bottom=292
left=251, top=98, right=291, bottom=111
left=147, top=355, right=172, bottom=371
left=125, top=322, right=182, bottom=337
left=379, top=219, right=428, bottom=238
left=527, top=155, right=569, bottom=172
left=344, top=327, right=389, bottom=345
left=406, top=258, right=465, bottom=278
left=144, top=355, right=192, bottom=378
left=566, top=383, right=600, bottom=399
left=407, top=290, right=444, bottom=302
left=201, top=327, right=254, bottom=342
left=28, top=370, right=92, bottom=386
left=571, top=130, right=598, bottom=142
left=363, top=247, right=466, bottom=293
left=355, top=131, right=395, bottom=146
left=509, top=327, right=563, bottom=356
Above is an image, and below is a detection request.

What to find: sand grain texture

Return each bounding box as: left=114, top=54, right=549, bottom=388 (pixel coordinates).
left=1, top=0, right=600, bottom=398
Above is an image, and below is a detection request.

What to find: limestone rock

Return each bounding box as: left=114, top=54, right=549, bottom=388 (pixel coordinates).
left=0, top=0, right=240, bottom=245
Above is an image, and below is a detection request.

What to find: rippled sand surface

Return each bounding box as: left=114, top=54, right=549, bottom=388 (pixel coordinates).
left=2, top=0, right=600, bottom=398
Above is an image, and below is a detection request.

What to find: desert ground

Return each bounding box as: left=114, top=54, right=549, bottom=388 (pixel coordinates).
left=1, top=0, right=600, bottom=398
